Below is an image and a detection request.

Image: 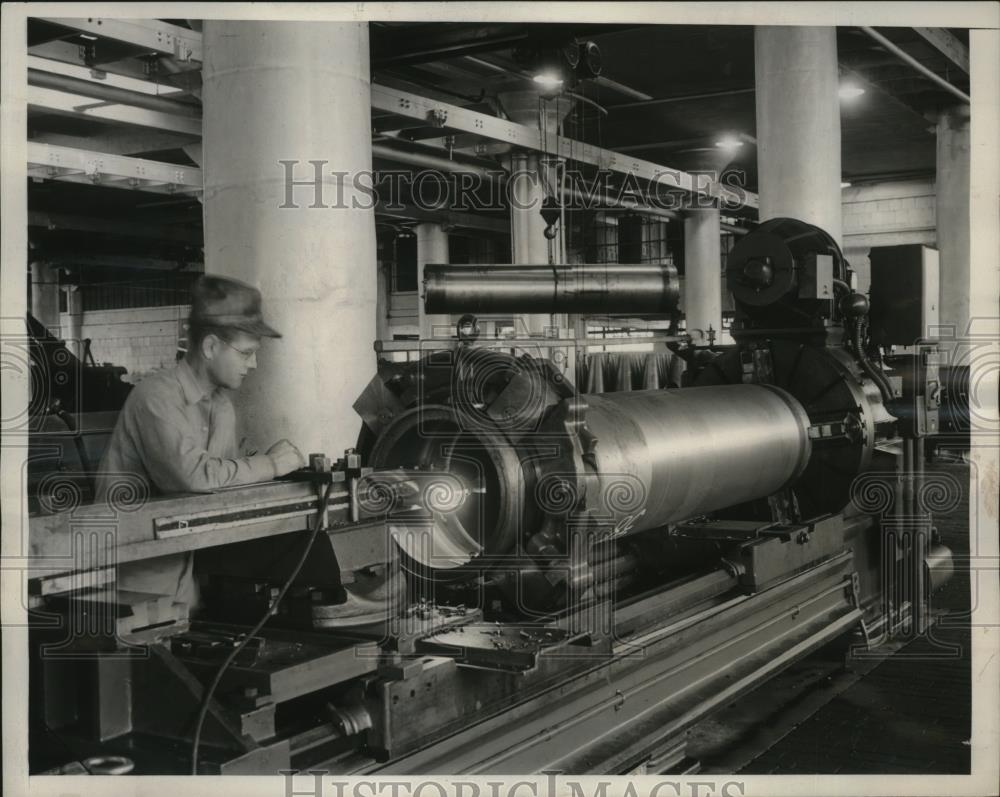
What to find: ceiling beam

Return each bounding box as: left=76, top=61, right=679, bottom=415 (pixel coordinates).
left=28, top=143, right=203, bottom=195
left=912, top=28, right=969, bottom=74
left=28, top=85, right=202, bottom=135
left=29, top=40, right=150, bottom=80
left=29, top=130, right=201, bottom=156
left=370, top=84, right=757, bottom=209
left=373, top=25, right=532, bottom=69
left=28, top=54, right=187, bottom=97
left=29, top=210, right=203, bottom=244
left=40, top=18, right=202, bottom=62
left=376, top=205, right=508, bottom=234
left=28, top=40, right=201, bottom=96
left=838, top=65, right=931, bottom=128
left=615, top=137, right=721, bottom=153
left=46, top=253, right=203, bottom=271
left=859, top=26, right=969, bottom=104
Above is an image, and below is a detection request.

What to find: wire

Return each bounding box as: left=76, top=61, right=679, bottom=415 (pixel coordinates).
left=40, top=721, right=94, bottom=775
left=189, top=479, right=335, bottom=774
left=851, top=315, right=895, bottom=405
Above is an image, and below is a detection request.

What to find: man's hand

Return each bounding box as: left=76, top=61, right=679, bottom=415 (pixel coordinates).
left=266, top=439, right=306, bottom=476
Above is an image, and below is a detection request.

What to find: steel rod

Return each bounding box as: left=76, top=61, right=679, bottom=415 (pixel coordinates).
left=28, top=68, right=203, bottom=117
left=424, top=262, right=680, bottom=315
left=859, top=27, right=970, bottom=104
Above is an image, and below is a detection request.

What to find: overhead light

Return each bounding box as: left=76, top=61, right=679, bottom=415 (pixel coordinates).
left=532, top=72, right=565, bottom=91
left=79, top=33, right=98, bottom=41
left=841, top=181, right=853, bottom=188
left=839, top=84, right=866, bottom=100
left=714, top=136, right=744, bottom=152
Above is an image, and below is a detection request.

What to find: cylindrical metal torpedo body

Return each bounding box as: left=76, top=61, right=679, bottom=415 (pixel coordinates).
left=423, top=263, right=680, bottom=315
left=580, top=384, right=812, bottom=531
left=362, top=371, right=814, bottom=564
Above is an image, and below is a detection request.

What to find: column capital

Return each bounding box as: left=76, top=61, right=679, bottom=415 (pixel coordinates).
left=933, top=104, right=971, bottom=129
left=682, top=205, right=722, bottom=218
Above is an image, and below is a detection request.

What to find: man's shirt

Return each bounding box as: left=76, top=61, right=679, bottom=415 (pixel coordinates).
left=95, top=359, right=276, bottom=609
left=96, top=358, right=275, bottom=497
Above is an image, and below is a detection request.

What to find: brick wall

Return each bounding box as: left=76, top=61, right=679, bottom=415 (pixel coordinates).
left=842, top=179, right=936, bottom=294
left=61, top=305, right=189, bottom=383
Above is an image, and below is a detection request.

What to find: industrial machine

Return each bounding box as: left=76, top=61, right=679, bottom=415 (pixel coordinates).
left=26, top=313, right=133, bottom=511
left=27, top=218, right=950, bottom=776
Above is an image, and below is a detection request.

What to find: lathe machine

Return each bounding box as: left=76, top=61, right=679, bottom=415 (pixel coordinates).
left=27, top=218, right=951, bottom=775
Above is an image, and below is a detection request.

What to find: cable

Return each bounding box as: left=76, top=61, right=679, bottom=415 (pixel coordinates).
left=851, top=315, right=895, bottom=405
left=190, top=479, right=335, bottom=774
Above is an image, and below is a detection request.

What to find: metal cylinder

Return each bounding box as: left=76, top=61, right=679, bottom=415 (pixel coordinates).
left=416, top=223, right=451, bottom=338
left=683, top=209, right=723, bottom=344
left=361, top=364, right=813, bottom=569
left=924, top=543, right=954, bottom=592
left=28, top=68, right=202, bottom=118
left=581, top=384, right=812, bottom=530
left=424, top=263, right=680, bottom=316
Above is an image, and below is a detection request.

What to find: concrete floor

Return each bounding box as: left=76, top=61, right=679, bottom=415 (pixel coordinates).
left=687, top=461, right=972, bottom=774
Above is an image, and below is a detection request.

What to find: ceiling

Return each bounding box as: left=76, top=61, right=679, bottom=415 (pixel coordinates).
left=25, top=19, right=971, bottom=272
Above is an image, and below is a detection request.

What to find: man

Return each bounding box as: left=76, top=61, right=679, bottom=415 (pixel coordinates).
left=96, top=275, right=306, bottom=610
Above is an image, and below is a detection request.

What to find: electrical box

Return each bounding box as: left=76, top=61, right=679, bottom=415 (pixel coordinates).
left=868, top=245, right=940, bottom=346
left=799, top=252, right=834, bottom=301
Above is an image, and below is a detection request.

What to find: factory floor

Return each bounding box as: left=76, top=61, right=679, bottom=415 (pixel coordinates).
left=686, top=460, right=972, bottom=774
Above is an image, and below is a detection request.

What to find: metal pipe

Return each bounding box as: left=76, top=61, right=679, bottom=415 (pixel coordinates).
left=28, top=68, right=203, bottom=118
left=593, top=75, right=652, bottom=101
left=424, top=262, right=680, bottom=315
left=463, top=55, right=650, bottom=105
left=371, top=143, right=499, bottom=179
left=371, top=143, right=753, bottom=233
left=561, top=185, right=680, bottom=221
left=609, top=87, right=755, bottom=111
left=860, top=27, right=971, bottom=104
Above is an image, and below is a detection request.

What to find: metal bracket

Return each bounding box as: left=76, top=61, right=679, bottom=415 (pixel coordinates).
left=846, top=571, right=863, bottom=609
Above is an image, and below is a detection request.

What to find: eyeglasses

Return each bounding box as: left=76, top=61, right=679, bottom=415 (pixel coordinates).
left=221, top=338, right=259, bottom=362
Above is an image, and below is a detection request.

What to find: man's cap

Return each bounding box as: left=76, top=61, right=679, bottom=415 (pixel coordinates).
left=189, top=275, right=281, bottom=338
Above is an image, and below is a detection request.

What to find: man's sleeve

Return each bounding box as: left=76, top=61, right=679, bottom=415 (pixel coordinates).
left=130, top=392, right=276, bottom=493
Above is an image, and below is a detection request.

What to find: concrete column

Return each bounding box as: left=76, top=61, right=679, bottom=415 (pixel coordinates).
left=202, top=21, right=376, bottom=455
left=375, top=256, right=391, bottom=342
left=936, top=106, right=971, bottom=336
left=683, top=209, right=722, bottom=344
left=842, top=246, right=872, bottom=295
left=509, top=151, right=550, bottom=335
left=63, top=285, right=83, bottom=359
left=30, top=261, right=60, bottom=333
left=755, top=26, right=842, bottom=244
left=415, top=223, right=451, bottom=338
